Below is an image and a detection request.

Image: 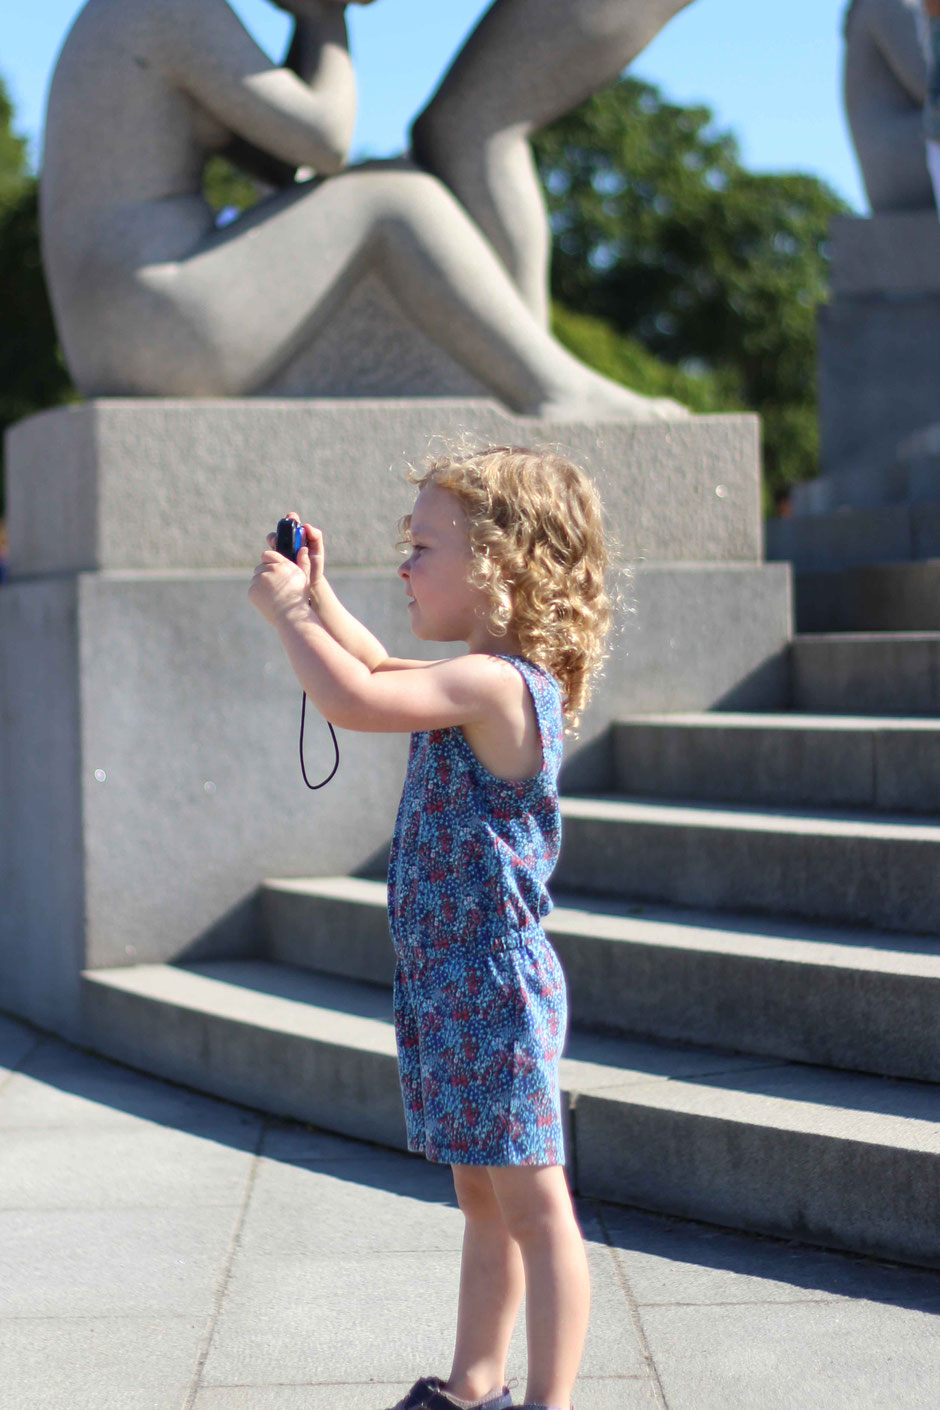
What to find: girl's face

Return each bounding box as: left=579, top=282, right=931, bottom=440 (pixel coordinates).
left=398, top=484, right=492, bottom=646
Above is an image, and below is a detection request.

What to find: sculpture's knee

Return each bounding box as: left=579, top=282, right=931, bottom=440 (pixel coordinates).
left=376, top=168, right=459, bottom=239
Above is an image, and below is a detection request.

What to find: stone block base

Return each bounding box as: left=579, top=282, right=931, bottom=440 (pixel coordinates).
left=818, top=296, right=940, bottom=480
left=0, top=561, right=790, bottom=1037
left=0, top=397, right=788, bottom=1040
left=6, top=400, right=762, bottom=577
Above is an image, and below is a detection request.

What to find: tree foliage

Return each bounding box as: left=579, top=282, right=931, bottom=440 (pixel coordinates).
left=551, top=302, right=738, bottom=416
left=202, top=154, right=262, bottom=219
left=0, top=79, right=29, bottom=208
left=534, top=77, right=850, bottom=510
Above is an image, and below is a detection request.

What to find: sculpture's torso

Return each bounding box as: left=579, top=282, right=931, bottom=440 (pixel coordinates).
left=42, top=0, right=222, bottom=277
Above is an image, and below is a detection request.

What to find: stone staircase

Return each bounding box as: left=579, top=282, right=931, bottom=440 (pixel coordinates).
left=82, top=632, right=940, bottom=1269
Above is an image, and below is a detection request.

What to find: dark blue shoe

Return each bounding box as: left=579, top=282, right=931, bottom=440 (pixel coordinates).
left=386, top=1377, right=513, bottom=1410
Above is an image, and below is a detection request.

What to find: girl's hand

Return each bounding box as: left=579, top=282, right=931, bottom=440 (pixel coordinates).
left=249, top=546, right=310, bottom=627
left=299, top=521, right=326, bottom=602
left=265, top=512, right=326, bottom=604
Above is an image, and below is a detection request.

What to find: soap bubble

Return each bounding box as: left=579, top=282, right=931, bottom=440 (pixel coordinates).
left=94, top=769, right=107, bottom=783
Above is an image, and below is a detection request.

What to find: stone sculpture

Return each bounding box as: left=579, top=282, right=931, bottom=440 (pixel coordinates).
left=40, top=0, right=692, bottom=419
left=412, top=0, right=695, bottom=327
left=844, top=0, right=934, bottom=211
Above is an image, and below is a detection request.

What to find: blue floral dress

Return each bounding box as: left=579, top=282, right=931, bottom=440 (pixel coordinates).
left=387, top=656, right=568, bottom=1166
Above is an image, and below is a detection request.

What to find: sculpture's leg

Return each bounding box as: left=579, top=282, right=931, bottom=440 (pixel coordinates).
left=135, top=167, right=683, bottom=418
left=411, top=0, right=696, bottom=324
left=844, top=0, right=933, bottom=211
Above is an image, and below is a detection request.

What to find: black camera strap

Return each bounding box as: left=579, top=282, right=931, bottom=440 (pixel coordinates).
left=273, top=519, right=340, bottom=789
left=299, top=692, right=340, bottom=789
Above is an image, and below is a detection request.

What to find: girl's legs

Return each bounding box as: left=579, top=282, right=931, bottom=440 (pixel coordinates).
left=446, top=1165, right=526, bottom=1402
left=446, top=1163, right=589, bottom=1406
left=487, top=1164, right=590, bottom=1410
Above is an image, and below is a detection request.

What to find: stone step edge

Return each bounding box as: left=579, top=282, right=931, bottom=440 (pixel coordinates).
left=613, top=712, right=940, bottom=731
left=792, top=630, right=940, bottom=644
left=559, top=795, right=940, bottom=840
left=80, top=961, right=940, bottom=1267
left=263, top=876, right=940, bottom=980
left=81, top=961, right=940, bottom=1150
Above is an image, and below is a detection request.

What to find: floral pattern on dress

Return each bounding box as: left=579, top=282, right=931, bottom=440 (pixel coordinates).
left=387, top=657, right=568, bottom=1167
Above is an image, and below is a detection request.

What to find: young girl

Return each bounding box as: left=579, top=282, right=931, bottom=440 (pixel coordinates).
left=249, top=445, right=612, bottom=1410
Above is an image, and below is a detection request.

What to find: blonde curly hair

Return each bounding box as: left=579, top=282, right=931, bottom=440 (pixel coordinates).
left=403, top=444, right=611, bottom=729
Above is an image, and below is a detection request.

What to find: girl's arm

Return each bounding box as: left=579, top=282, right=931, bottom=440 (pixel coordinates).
left=249, top=549, right=507, bottom=732
left=310, top=574, right=441, bottom=673
left=281, top=519, right=444, bottom=672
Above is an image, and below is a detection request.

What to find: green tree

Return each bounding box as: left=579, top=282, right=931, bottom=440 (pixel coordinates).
left=551, top=302, right=738, bottom=415
left=0, top=78, right=29, bottom=208
left=202, top=154, right=263, bottom=219
left=534, top=77, right=850, bottom=511
left=0, top=77, right=75, bottom=519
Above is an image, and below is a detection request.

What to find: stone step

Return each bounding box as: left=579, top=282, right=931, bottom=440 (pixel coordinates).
left=790, top=632, right=940, bottom=716
left=611, top=713, right=940, bottom=812
left=555, top=795, right=940, bottom=935
left=80, top=960, right=940, bottom=1268
left=792, top=562, right=940, bottom=634
left=766, top=503, right=940, bottom=572
left=260, top=877, right=940, bottom=1083
left=788, top=459, right=940, bottom=517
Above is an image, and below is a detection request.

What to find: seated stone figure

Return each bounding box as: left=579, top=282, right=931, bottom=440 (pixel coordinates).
left=844, top=0, right=934, bottom=211
left=40, top=0, right=684, bottom=419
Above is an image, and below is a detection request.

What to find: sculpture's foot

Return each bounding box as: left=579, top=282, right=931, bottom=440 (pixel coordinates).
left=532, top=377, right=690, bottom=423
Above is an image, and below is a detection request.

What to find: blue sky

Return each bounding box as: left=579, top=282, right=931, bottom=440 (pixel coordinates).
left=3, top=0, right=867, bottom=211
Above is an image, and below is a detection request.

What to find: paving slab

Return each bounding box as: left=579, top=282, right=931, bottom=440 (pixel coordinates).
left=0, top=1315, right=203, bottom=1410
left=0, top=1034, right=263, bottom=1145
left=0, top=1123, right=256, bottom=1210
left=200, top=1237, right=645, bottom=1387
left=639, top=1300, right=940, bottom=1410
left=258, top=1119, right=407, bottom=1164
left=3, top=1012, right=940, bottom=1410
left=190, top=1377, right=660, bottom=1409
left=237, top=1156, right=462, bottom=1257
left=598, top=1205, right=940, bottom=1310
left=0, top=1206, right=243, bottom=1318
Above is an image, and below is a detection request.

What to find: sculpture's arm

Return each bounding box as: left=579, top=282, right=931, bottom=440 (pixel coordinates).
left=217, top=17, right=339, bottom=188
left=166, top=0, right=357, bottom=176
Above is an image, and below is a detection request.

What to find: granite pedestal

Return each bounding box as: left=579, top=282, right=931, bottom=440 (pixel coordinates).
left=766, top=213, right=940, bottom=627
left=0, top=400, right=791, bottom=1041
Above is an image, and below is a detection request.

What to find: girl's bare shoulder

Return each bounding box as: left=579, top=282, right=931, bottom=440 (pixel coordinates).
left=460, top=656, right=543, bottom=781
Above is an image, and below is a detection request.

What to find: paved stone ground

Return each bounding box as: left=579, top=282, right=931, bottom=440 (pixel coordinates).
left=2, top=1011, right=939, bottom=1410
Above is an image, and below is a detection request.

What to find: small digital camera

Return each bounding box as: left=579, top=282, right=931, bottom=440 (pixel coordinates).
left=275, top=517, right=305, bottom=562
